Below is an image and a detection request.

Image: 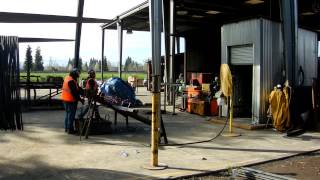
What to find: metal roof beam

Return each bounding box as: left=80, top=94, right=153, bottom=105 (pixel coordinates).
left=18, top=37, right=74, bottom=43
left=101, top=1, right=149, bottom=29
left=0, top=12, right=112, bottom=23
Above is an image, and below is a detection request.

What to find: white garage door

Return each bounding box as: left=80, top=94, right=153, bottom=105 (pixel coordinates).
left=230, top=45, right=253, bottom=65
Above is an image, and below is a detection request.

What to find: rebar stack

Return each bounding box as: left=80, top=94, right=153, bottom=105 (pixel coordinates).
left=0, top=36, right=23, bottom=130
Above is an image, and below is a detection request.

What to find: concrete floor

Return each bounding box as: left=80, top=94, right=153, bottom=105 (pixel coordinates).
left=1, top=88, right=320, bottom=179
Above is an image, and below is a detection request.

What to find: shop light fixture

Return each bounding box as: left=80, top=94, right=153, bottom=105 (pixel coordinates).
left=301, top=11, right=315, bottom=16
left=192, top=15, right=204, bottom=18
left=177, top=10, right=188, bottom=16
left=126, top=29, right=133, bottom=34
left=245, top=0, right=264, bottom=5
left=206, top=10, right=221, bottom=15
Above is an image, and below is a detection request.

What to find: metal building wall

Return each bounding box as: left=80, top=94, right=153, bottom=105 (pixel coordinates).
left=260, top=19, right=284, bottom=123
left=221, top=19, right=262, bottom=123
left=296, top=29, right=318, bottom=86
left=221, top=18, right=318, bottom=124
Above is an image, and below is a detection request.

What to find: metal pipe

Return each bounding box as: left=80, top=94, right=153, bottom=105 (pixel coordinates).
left=183, top=38, right=187, bottom=109
left=101, top=29, right=105, bottom=81
left=162, top=0, right=170, bottom=112
left=169, top=0, right=176, bottom=105
left=74, top=0, right=84, bottom=69
left=176, top=37, right=180, bottom=54
left=281, top=0, right=298, bottom=87
left=117, top=20, right=123, bottom=79
left=149, top=0, right=162, bottom=167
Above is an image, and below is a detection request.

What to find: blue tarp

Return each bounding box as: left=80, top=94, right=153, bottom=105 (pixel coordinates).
left=100, top=77, right=141, bottom=107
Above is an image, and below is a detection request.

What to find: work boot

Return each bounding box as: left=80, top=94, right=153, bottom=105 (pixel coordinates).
left=68, top=129, right=77, bottom=135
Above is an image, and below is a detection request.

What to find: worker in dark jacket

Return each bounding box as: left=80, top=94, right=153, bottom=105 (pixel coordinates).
left=78, top=69, right=99, bottom=120
left=61, top=68, right=84, bottom=134
left=85, top=69, right=98, bottom=102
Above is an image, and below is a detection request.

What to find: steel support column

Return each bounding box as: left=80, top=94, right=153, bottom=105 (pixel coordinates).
left=101, top=29, right=105, bottom=81
left=183, top=38, right=187, bottom=110
left=162, top=0, right=170, bottom=111
left=169, top=0, right=176, bottom=105
left=281, top=0, right=298, bottom=86
left=176, top=37, right=180, bottom=54
left=117, top=21, right=123, bottom=79
left=149, top=0, right=162, bottom=167
left=74, top=0, right=84, bottom=68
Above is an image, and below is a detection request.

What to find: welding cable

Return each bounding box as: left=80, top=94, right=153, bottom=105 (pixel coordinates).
left=297, top=66, right=305, bottom=86
left=160, top=112, right=229, bottom=147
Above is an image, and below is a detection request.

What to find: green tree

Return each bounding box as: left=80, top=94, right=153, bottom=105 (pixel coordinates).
left=23, top=46, right=33, bottom=72
left=102, top=56, right=109, bottom=71
left=94, top=61, right=101, bottom=72
left=34, top=46, right=44, bottom=71
left=88, top=58, right=98, bottom=70
left=124, top=56, right=133, bottom=72
left=66, top=58, right=83, bottom=71
left=82, top=62, right=89, bottom=72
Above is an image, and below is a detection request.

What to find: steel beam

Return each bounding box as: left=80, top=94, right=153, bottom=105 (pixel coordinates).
left=0, top=12, right=112, bottom=23
left=101, top=1, right=149, bottom=29
left=169, top=0, right=176, bottom=105
left=183, top=38, right=187, bottom=110
left=149, top=0, right=162, bottom=167
left=281, top=0, right=298, bottom=86
left=162, top=0, right=170, bottom=111
left=101, top=29, right=105, bottom=81
left=18, top=37, right=74, bottom=43
left=74, top=0, right=84, bottom=69
left=176, top=37, right=180, bottom=54
left=117, top=21, right=123, bottom=79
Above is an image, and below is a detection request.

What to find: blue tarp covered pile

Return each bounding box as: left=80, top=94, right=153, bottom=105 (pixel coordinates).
left=100, top=77, right=142, bottom=107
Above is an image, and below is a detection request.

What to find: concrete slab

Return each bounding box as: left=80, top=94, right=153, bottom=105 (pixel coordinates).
left=1, top=88, right=320, bottom=179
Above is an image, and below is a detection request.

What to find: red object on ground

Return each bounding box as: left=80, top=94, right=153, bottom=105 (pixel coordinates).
left=191, top=73, right=212, bottom=85
left=210, top=99, right=218, bottom=116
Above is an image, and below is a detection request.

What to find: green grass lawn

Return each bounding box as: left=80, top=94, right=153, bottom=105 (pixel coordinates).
left=20, top=72, right=146, bottom=82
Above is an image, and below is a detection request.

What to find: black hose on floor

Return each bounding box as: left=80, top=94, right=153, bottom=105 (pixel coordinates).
left=160, top=112, right=229, bottom=147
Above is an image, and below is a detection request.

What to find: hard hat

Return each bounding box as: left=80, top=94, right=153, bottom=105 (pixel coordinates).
left=88, top=69, right=96, bottom=78
left=276, top=84, right=282, bottom=89
left=70, top=68, right=80, bottom=78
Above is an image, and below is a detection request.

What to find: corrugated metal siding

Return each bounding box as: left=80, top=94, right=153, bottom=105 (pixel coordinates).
left=230, top=45, right=254, bottom=65
left=260, top=19, right=284, bottom=123
left=221, top=19, right=261, bottom=123
left=296, top=29, right=318, bottom=86
left=221, top=18, right=317, bottom=124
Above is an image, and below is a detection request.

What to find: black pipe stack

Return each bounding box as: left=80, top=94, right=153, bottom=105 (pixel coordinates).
left=0, top=36, right=23, bottom=130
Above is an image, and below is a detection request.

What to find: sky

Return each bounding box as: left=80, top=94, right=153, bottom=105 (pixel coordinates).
left=0, top=0, right=153, bottom=66
left=0, top=0, right=317, bottom=67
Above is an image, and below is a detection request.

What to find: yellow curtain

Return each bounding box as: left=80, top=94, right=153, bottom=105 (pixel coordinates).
left=269, top=86, right=291, bottom=131
left=220, top=64, right=233, bottom=97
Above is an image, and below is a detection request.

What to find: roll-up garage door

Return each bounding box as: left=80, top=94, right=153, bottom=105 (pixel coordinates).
left=230, top=45, right=253, bottom=65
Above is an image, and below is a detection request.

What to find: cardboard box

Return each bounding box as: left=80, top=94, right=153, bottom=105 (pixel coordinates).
left=202, top=83, right=211, bottom=92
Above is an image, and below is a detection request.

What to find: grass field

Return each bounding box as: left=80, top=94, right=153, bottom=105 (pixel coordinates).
left=20, top=72, right=147, bottom=82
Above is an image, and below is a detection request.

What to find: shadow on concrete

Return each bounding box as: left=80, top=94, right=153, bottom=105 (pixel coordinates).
left=0, top=156, right=152, bottom=180
left=182, top=145, right=307, bottom=154
left=284, top=135, right=320, bottom=141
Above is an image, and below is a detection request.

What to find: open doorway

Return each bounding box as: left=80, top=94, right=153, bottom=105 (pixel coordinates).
left=230, top=65, right=253, bottom=118
left=228, top=44, right=254, bottom=118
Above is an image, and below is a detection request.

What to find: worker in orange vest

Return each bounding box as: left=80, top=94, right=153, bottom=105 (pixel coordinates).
left=61, top=68, right=84, bottom=134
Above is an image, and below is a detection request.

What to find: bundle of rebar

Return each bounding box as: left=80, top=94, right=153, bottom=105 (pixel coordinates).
left=0, top=36, right=23, bottom=130
left=232, top=167, right=297, bottom=180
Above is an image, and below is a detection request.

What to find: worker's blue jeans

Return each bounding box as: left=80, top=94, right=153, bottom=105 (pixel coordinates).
left=64, top=102, right=77, bottom=131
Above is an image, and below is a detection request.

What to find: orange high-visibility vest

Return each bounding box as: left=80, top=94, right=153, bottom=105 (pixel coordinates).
left=85, top=78, right=98, bottom=91
left=61, top=75, right=78, bottom=102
